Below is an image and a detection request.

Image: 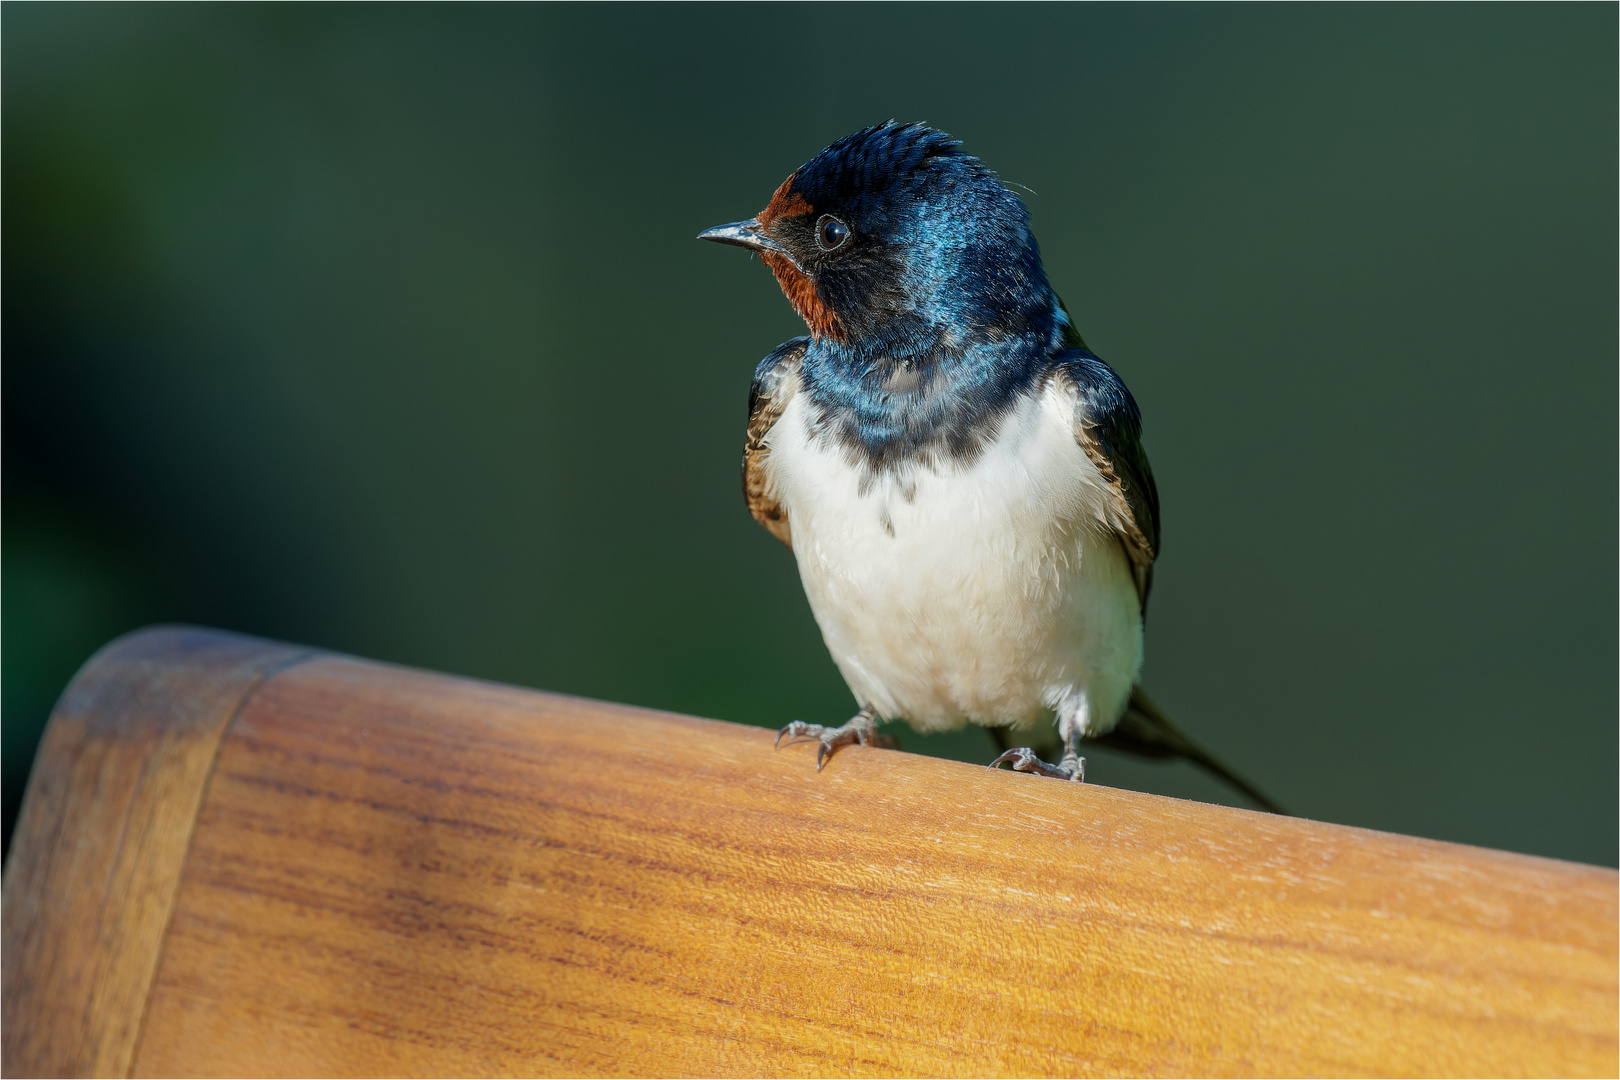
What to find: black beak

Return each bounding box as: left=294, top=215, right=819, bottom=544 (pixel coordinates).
left=697, top=218, right=803, bottom=271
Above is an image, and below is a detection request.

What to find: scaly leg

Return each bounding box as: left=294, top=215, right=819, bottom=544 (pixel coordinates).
left=989, top=693, right=1088, bottom=782
left=776, top=705, right=893, bottom=771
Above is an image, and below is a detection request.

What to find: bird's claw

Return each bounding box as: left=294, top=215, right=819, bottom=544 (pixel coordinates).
left=989, top=747, right=1086, bottom=782
left=775, top=708, right=893, bottom=770
left=816, top=739, right=837, bottom=771
left=774, top=720, right=820, bottom=750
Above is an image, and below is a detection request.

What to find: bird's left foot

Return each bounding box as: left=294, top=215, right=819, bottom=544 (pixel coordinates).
left=989, top=747, right=1086, bottom=782
left=776, top=706, right=895, bottom=770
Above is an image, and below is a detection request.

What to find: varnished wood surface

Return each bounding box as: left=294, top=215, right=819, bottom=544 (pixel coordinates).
left=2, top=627, right=311, bottom=1079
left=4, top=628, right=1617, bottom=1078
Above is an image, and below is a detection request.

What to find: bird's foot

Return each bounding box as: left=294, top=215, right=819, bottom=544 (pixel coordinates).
left=775, top=707, right=895, bottom=770
left=989, top=747, right=1086, bottom=782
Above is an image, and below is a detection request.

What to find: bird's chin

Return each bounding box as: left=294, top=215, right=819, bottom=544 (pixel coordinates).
left=761, top=252, right=843, bottom=342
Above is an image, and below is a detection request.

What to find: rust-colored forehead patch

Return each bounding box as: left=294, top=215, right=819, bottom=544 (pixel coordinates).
left=757, top=171, right=813, bottom=229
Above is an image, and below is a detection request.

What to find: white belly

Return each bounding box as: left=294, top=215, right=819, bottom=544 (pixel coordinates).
left=763, top=379, right=1143, bottom=734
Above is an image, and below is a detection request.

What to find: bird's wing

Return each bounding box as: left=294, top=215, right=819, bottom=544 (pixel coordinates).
left=1047, top=349, right=1283, bottom=811
left=1052, top=350, right=1161, bottom=611
left=743, top=337, right=808, bottom=548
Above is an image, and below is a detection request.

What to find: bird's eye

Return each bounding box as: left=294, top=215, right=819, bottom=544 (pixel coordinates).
left=816, top=215, right=850, bottom=251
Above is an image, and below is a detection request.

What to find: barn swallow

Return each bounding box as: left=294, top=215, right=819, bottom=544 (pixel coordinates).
left=700, top=122, right=1280, bottom=812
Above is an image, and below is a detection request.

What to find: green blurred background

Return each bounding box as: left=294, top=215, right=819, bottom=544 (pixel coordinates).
left=4, top=4, right=1615, bottom=865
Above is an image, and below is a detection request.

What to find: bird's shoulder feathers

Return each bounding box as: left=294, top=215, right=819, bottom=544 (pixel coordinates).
left=743, top=336, right=808, bottom=547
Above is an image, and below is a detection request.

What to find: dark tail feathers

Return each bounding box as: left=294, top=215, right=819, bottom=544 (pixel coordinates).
left=1089, top=687, right=1286, bottom=815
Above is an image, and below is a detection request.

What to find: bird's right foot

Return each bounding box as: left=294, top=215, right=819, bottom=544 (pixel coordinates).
left=776, top=706, right=894, bottom=770
left=989, top=747, right=1086, bottom=782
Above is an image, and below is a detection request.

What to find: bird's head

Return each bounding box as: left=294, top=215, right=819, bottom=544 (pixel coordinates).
left=700, top=122, right=1054, bottom=351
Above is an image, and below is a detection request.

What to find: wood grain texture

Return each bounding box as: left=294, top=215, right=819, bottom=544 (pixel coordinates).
left=100, top=644, right=1614, bottom=1078
left=2, top=626, right=311, bottom=1079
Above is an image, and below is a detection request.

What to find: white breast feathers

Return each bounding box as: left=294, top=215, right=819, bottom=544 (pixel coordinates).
left=762, top=376, right=1144, bottom=736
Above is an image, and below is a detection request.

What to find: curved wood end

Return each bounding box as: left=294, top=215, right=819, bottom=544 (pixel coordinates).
left=1, top=626, right=315, bottom=1079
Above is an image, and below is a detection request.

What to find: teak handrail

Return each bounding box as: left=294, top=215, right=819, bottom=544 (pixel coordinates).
left=3, top=626, right=1615, bottom=1078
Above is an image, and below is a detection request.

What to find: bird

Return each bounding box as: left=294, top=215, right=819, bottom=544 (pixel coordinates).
left=699, top=122, right=1280, bottom=813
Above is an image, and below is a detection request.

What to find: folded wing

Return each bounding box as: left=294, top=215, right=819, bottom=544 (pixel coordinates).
left=742, top=337, right=808, bottom=548
left=1052, top=350, right=1161, bottom=612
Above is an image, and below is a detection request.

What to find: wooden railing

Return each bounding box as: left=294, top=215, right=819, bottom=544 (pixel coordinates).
left=3, top=626, right=1615, bottom=1078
